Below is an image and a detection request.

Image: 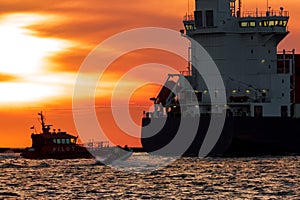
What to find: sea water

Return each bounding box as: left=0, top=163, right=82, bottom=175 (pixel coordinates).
left=0, top=153, right=300, bottom=199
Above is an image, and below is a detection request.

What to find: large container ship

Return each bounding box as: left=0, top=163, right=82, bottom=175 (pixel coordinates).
left=141, top=0, right=300, bottom=156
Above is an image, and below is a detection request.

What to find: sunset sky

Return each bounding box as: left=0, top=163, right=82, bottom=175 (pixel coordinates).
left=0, top=0, right=299, bottom=148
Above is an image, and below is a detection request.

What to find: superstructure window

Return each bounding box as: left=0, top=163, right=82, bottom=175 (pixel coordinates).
left=240, top=22, right=248, bottom=27
left=281, top=106, right=288, bottom=117
left=206, top=10, right=214, bottom=27
left=254, top=106, right=263, bottom=117
left=194, top=11, right=203, bottom=28
left=185, top=24, right=195, bottom=31
left=249, top=21, right=256, bottom=27
left=240, top=21, right=256, bottom=28
left=260, top=20, right=288, bottom=27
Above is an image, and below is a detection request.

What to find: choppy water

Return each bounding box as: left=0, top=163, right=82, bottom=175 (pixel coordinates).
left=0, top=153, right=300, bottom=199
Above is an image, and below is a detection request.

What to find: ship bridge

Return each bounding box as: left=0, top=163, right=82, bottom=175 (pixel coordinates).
left=238, top=10, right=289, bottom=33
left=183, top=0, right=289, bottom=35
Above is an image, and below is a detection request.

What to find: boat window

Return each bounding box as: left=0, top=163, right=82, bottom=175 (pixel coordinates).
left=239, top=21, right=256, bottom=28
left=62, top=139, right=66, bottom=144
left=240, top=21, right=248, bottom=27
left=254, top=106, right=263, bottom=117
left=269, top=21, right=275, bottom=26
left=194, top=11, right=203, bottom=28
left=281, top=106, right=288, bottom=117
left=283, top=20, right=288, bottom=26
left=206, top=10, right=214, bottom=27
left=260, top=20, right=288, bottom=27
left=57, top=139, right=61, bottom=144
left=249, top=21, right=256, bottom=27
left=66, top=139, right=70, bottom=144
left=195, top=91, right=202, bottom=102
left=70, top=138, right=75, bottom=144
left=185, top=24, right=195, bottom=31
left=53, top=139, right=57, bottom=144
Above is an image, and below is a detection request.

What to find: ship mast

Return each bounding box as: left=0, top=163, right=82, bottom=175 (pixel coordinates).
left=38, top=111, right=51, bottom=134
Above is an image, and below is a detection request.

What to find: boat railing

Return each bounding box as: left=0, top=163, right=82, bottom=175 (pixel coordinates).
left=241, top=10, right=289, bottom=18
left=183, top=10, right=288, bottom=21
left=183, top=14, right=194, bottom=21
left=180, top=71, right=191, bottom=76
left=85, top=141, right=110, bottom=149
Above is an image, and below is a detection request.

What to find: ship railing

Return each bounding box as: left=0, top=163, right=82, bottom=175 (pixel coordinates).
left=180, top=71, right=191, bottom=76
left=241, top=10, right=289, bottom=18
left=183, top=11, right=288, bottom=21
left=277, top=49, right=295, bottom=55
left=183, top=14, right=194, bottom=21
left=85, top=141, right=110, bottom=150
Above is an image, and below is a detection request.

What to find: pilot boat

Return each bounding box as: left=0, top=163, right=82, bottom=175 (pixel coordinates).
left=21, top=112, right=107, bottom=159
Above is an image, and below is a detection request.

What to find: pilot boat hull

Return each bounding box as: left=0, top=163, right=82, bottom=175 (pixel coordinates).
left=21, top=145, right=93, bottom=159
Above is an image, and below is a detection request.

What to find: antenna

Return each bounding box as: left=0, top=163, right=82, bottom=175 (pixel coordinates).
left=239, top=0, right=242, bottom=17
left=186, top=0, right=193, bottom=20
left=186, top=0, right=191, bottom=20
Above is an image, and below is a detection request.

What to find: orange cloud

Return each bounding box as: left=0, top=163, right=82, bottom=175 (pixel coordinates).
left=0, top=0, right=299, bottom=147
left=0, top=73, right=18, bottom=82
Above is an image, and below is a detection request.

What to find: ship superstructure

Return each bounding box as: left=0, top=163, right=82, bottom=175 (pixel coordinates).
left=184, top=0, right=294, bottom=118
left=141, top=0, right=300, bottom=156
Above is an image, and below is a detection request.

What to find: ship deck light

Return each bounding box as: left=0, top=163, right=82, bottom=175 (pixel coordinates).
left=261, top=89, right=268, bottom=93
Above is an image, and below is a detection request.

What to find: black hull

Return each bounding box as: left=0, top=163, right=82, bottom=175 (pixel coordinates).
left=141, top=116, right=300, bottom=157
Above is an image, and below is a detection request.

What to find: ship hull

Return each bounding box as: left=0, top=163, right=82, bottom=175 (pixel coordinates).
left=141, top=116, right=300, bottom=157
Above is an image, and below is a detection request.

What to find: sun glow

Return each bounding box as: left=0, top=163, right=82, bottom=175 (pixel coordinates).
left=0, top=82, right=59, bottom=103
left=0, top=13, right=72, bottom=104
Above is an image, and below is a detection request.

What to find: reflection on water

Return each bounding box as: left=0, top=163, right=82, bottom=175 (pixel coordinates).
left=0, top=153, right=300, bottom=199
